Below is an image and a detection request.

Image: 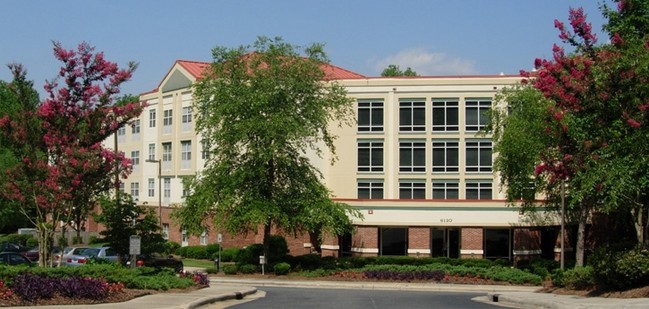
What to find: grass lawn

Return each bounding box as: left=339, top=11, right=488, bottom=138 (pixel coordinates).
left=182, top=258, right=215, bottom=268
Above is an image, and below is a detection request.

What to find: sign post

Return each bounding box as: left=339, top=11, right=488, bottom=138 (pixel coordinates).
left=129, top=235, right=141, bottom=269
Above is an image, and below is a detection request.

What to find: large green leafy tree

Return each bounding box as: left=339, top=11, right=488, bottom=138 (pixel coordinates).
left=174, top=36, right=362, bottom=258
left=0, top=64, right=40, bottom=233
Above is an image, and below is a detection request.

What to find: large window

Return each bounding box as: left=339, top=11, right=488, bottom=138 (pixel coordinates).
left=130, top=151, right=140, bottom=168
left=399, top=180, right=426, bottom=199
left=148, top=143, right=156, bottom=161
left=466, top=181, right=492, bottom=200
left=432, top=181, right=459, bottom=199
left=357, top=180, right=384, bottom=199
left=181, top=140, right=191, bottom=169
left=162, top=224, right=169, bottom=240
left=149, top=109, right=156, bottom=128
left=380, top=227, right=407, bottom=256
left=163, top=177, right=171, bottom=198
left=131, top=119, right=140, bottom=134
left=432, top=99, right=459, bottom=132
left=484, top=229, right=512, bottom=260
left=399, top=99, right=425, bottom=132
left=399, top=141, right=426, bottom=172
left=358, top=141, right=383, bottom=172
left=130, top=182, right=139, bottom=199
left=201, top=139, right=210, bottom=160
left=465, top=99, right=491, bottom=132
left=148, top=178, right=155, bottom=197
left=431, top=228, right=460, bottom=258
left=466, top=140, right=492, bottom=172
left=162, top=142, right=172, bottom=170
left=358, top=99, right=383, bottom=132
left=432, top=140, right=459, bottom=172
left=182, top=106, right=192, bottom=131
left=163, top=109, right=173, bottom=134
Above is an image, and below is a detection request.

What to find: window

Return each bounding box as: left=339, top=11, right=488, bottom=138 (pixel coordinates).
left=163, top=109, right=173, bottom=134
left=484, top=229, right=512, bottom=260
left=182, top=106, right=192, bottom=132
left=117, top=126, right=126, bottom=136
left=181, top=140, right=191, bottom=169
left=148, top=178, right=155, bottom=197
left=432, top=181, right=459, bottom=199
left=148, top=143, right=156, bottom=161
left=432, top=99, right=459, bottom=131
left=119, top=182, right=124, bottom=193
left=149, top=109, right=156, bottom=128
left=466, top=181, right=492, bottom=200
left=131, top=119, right=140, bottom=134
left=358, top=99, right=383, bottom=132
left=130, top=151, right=140, bottom=167
left=399, top=141, right=426, bottom=172
left=200, top=229, right=208, bottom=245
left=431, top=228, right=460, bottom=258
left=181, top=228, right=188, bottom=245
left=357, top=180, right=384, bottom=199
left=399, top=99, right=426, bottom=132
left=201, top=139, right=210, bottom=160
left=399, top=180, right=426, bottom=199
left=432, top=140, right=459, bottom=172
left=465, top=99, right=491, bottom=131
left=163, top=178, right=171, bottom=199
left=162, top=142, right=172, bottom=170
left=466, top=140, right=492, bottom=172
left=162, top=224, right=169, bottom=240
left=130, top=182, right=139, bottom=199
left=182, top=178, right=191, bottom=197
left=380, top=227, right=407, bottom=256
left=358, top=141, right=383, bottom=172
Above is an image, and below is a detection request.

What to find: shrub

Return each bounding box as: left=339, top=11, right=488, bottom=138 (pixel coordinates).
left=562, top=266, right=595, bottom=290
left=205, top=244, right=220, bottom=259
left=10, top=273, right=57, bottom=300
left=220, top=248, right=240, bottom=262
left=0, top=234, right=35, bottom=248
left=58, top=276, right=110, bottom=299
left=205, top=267, right=218, bottom=274
left=223, top=265, right=238, bottom=275
left=0, top=280, right=13, bottom=300
left=180, top=271, right=209, bottom=286
left=591, top=247, right=649, bottom=289
left=235, top=244, right=263, bottom=266
left=184, top=246, right=210, bottom=259
left=240, top=264, right=258, bottom=274
left=290, top=254, right=322, bottom=271
left=89, top=235, right=103, bottom=245
left=274, top=262, right=291, bottom=275
left=164, top=241, right=181, bottom=254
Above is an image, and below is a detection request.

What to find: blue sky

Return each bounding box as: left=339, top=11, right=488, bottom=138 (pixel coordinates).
left=1, top=0, right=612, bottom=97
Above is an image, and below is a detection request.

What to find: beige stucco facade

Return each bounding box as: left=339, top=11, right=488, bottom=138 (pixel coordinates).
left=106, top=61, right=563, bottom=261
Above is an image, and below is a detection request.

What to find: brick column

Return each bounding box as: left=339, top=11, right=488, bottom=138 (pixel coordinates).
left=408, top=227, right=430, bottom=257
left=460, top=228, right=483, bottom=259
left=353, top=226, right=378, bottom=257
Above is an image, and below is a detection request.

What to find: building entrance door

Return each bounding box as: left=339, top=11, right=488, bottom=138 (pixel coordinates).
left=431, top=228, right=460, bottom=258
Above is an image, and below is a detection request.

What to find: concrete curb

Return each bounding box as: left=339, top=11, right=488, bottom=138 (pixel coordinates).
left=184, top=287, right=258, bottom=309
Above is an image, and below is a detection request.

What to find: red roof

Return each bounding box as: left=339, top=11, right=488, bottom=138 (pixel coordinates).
left=176, top=59, right=364, bottom=81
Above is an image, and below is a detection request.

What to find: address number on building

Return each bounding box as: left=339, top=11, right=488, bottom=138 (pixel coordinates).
left=440, top=218, right=453, bottom=223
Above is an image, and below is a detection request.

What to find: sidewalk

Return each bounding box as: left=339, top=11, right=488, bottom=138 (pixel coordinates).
left=10, top=272, right=649, bottom=309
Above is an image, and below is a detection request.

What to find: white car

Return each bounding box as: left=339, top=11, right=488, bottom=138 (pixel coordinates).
left=61, top=247, right=119, bottom=266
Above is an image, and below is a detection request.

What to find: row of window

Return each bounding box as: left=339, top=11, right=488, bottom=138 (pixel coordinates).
left=117, top=107, right=193, bottom=138
left=128, top=140, right=208, bottom=171
left=358, top=140, right=492, bottom=173
left=358, top=180, right=492, bottom=200
left=357, top=98, right=490, bottom=133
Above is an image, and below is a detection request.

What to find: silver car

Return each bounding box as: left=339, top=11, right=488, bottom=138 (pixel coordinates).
left=61, top=247, right=119, bottom=266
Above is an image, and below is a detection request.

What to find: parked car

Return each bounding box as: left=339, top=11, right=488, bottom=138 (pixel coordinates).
left=0, top=242, right=28, bottom=253
left=61, top=247, right=119, bottom=266
left=0, top=252, right=34, bottom=266
left=130, top=253, right=183, bottom=273
left=23, top=246, right=61, bottom=262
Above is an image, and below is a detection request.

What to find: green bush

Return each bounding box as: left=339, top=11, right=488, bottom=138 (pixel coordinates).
left=205, top=244, right=220, bottom=259
left=274, top=262, right=291, bottom=275
left=0, top=234, right=36, bottom=248
left=205, top=267, right=218, bottom=274
left=591, top=247, right=649, bottom=289
left=562, top=266, right=595, bottom=290
left=240, top=264, right=258, bottom=274
left=290, top=254, right=322, bottom=271
left=235, top=244, right=264, bottom=266
left=223, top=265, right=238, bottom=275
left=220, top=248, right=240, bottom=262
left=164, top=241, right=181, bottom=254
left=184, top=246, right=210, bottom=259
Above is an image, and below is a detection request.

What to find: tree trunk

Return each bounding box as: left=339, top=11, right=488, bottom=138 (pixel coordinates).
left=263, top=221, right=271, bottom=263
left=575, top=206, right=589, bottom=267
left=631, top=204, right=648, bottom=250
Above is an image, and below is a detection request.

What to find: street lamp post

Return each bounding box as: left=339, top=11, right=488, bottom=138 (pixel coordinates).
left=146, top=159, right=162, bottom=229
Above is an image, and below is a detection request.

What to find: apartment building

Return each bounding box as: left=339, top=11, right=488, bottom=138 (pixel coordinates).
left=109, top=60, right=564, bottom=262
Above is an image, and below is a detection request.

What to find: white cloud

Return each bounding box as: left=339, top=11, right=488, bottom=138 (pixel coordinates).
left=371, top=48, right=479, bottom=76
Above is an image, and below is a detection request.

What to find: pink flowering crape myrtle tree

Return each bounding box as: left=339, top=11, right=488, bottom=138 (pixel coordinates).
left=0, top=42, right=143, bottom=266
left=523, top=1, right=649, bottom=261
